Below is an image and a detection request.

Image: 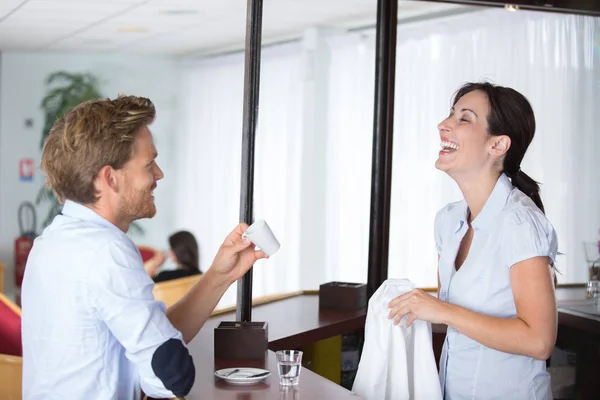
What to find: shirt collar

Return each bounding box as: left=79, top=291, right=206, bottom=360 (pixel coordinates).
left=61, top=200, right=123, bottom=233
left=454, top=173, right=513, bottom=234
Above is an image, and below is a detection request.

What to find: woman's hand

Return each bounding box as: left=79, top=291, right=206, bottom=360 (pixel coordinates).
left=210, top=223, right=269, bottom=284
left=387, top=289, right=451, bottom=327
left=144, top=250, right=166, bottom=277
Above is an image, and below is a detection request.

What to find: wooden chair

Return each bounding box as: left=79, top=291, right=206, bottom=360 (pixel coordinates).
left=0, top=262, right=5, bottom=293
left=152, top=275, right=200, bottom=308
left=145, top=274, right=200, bottom=400
left=0, top=354, right=22, bottom=400
left=0, top=292, right=22, bottom=399
left=137, top=245, right=162, bottom=268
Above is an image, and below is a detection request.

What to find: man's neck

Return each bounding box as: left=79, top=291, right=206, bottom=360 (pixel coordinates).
left=84, top=202, right=130, bottom=233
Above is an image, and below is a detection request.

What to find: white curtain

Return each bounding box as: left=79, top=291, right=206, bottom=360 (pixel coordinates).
left=324, top=33, right=376, bottom=285
left=325, top=9, right=600, bottom=286
left=174, top=9, right=599, bottom=308
left=174, top=43, right=303, bottom=309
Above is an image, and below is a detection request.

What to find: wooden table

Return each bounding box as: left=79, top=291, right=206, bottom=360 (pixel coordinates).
left=184, top=287, right=598, bottom=399
left=185, top=295, right=365, bottom=399
left=556, top=289, right=600, bottom=335
left=554, top=288, right=600, bottom=399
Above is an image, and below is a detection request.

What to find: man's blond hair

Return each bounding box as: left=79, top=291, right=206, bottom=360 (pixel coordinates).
left=41, top=95, right=156, bottom=204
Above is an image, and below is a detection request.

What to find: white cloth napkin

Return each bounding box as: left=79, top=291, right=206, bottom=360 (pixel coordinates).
left=352, top=279, right=442, bottom=400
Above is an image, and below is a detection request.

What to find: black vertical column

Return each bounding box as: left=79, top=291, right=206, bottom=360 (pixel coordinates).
left=237, top=0, right=263, bottom=322
left=367, top=0, right=398, bottom=299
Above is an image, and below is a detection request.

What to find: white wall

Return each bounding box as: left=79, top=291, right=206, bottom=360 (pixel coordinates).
left=0, top=51, right=178, bottom=296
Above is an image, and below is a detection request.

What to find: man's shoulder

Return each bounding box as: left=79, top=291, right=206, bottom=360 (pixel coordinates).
left=40, top=215, right=131, bottom=251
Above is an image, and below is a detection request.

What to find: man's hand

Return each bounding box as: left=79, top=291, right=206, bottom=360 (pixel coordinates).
left=166, top=223, right=269, bottom=343
left=210, top=223, right=269, bottom=284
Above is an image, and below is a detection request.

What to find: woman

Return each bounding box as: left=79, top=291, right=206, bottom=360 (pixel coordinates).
left=146, top=230, right=202, bottom=283
left=388, top=82, right=558, bottom=399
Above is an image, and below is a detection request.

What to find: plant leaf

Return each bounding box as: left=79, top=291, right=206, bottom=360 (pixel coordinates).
left=128, top=222, right=145, bottom=236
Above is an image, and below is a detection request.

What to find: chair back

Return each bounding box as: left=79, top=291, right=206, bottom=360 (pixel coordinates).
left=0, top=262, right=5, bottom=293
left=0, top=293, right=22, bottom=400
left=0, top=292, right=21, bottom=357
left=138, top=245, right=160, bottom=263
left=153, top=275, right=200, bottom=308
left=0, top=353, right=22, bottom=400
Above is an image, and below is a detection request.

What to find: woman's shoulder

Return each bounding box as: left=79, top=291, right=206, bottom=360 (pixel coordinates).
left=500, top=189, right=553, bottom=229
left=496, top=190, right=558, bottom=266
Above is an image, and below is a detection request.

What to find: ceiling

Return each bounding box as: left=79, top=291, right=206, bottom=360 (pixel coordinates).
left=0, top=0, right=473, bottom=56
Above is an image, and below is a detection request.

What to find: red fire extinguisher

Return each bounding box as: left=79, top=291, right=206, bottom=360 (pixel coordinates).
left=15, top=201, right=38, bottom=288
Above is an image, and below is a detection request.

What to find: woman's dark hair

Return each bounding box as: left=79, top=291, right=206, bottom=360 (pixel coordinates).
left=453, top=82, right=545, bottom=213
left=169, top=230, right=200, bottom=273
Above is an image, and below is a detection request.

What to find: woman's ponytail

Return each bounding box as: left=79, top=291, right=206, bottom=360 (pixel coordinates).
left=509, top=169, right=545, bottom=214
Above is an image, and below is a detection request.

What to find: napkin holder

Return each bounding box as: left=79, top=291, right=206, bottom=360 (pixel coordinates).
left=319, top=281, right=367, bottom=310
left=214, top=321, right=268, bottom=360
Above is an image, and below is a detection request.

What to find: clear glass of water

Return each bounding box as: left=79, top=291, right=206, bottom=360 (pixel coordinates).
left=589, top=280, right=600, bottom=310
left=276, top=350, right=303, bottom=386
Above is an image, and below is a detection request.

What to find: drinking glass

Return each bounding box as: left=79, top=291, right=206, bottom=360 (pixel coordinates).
left=276, top=350, right=303, bottom=386
left=583, top=242, right=600, bottom=298
left=588, top=280, right=600, bottom=310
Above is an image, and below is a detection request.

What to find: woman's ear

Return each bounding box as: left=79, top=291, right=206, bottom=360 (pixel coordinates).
left=489, top=135, right=511, bottom=156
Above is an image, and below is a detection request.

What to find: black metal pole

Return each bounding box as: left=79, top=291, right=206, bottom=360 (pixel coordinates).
left=367, top=0, right=398, bottom=299
left=237, top=0, right=263, bottom=323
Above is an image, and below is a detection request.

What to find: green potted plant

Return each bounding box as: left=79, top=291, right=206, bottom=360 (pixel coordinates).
left=36, top=71, right=143, bottom=235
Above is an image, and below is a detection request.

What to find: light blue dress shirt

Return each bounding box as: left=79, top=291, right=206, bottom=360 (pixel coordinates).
left=436, top=174, right=558, bottom=400
left=21, top=200, right=192, bottom=399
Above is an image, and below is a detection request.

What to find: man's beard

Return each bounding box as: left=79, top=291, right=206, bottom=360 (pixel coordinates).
left=120, top=186, right=156, bottom=223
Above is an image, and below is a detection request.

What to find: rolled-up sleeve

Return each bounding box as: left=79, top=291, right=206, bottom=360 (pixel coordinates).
left=86, top=238, right=195, bottom=398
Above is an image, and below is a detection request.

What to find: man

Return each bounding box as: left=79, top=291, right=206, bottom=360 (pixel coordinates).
left=21, top=96, right=267, bottom=399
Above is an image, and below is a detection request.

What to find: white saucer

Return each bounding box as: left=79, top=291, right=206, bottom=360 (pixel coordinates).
left=214, top=367, right=271, bottom=385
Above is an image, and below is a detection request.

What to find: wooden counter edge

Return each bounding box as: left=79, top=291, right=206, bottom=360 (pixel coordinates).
left=209, top=284, right=586, bottom=317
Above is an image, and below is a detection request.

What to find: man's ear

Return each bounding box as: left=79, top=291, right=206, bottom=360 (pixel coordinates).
left=96, top=165, right=120, bottom=193
left=489, top=135, right=511, bottom=156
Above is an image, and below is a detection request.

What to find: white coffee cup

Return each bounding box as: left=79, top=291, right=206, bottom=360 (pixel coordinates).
left=242, top=219, right=280, bottom=256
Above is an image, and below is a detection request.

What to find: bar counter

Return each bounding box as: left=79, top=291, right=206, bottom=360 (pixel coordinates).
left=182, top=287, right=598, bottom=399
left=185, top=293, right=365, bottom=399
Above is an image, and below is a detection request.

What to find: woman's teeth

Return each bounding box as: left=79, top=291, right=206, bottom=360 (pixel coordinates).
left=440, top=141, right=459, bottom=151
